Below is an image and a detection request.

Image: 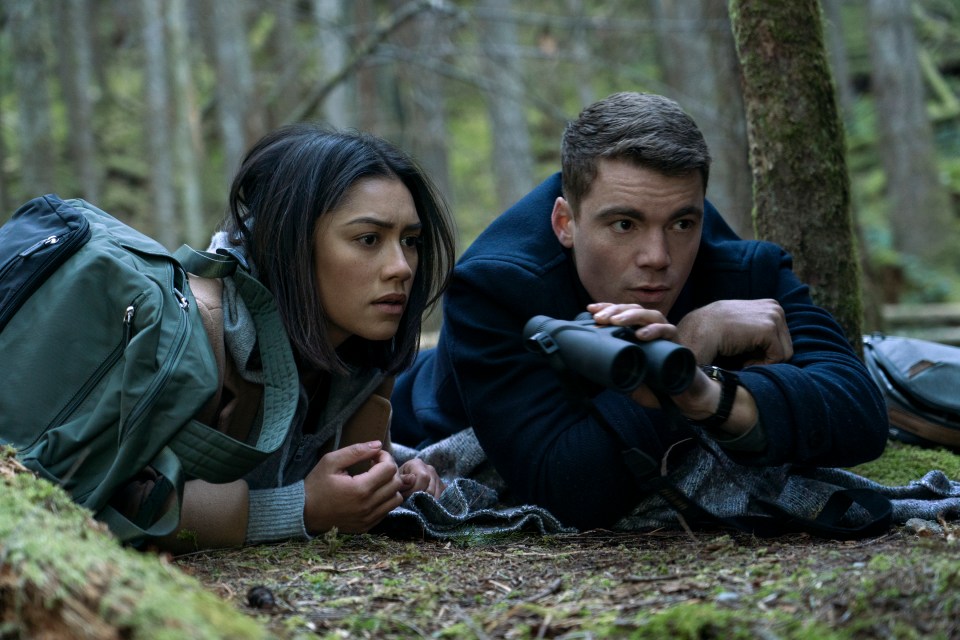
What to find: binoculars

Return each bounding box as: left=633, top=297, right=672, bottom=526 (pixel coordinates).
left=523, top=313, right=696, bottom=395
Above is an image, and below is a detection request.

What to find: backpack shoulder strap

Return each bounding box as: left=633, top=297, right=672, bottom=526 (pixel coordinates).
left=188, top=273, right=226, bottom=426
left=170, top=246, right=299, bottom=482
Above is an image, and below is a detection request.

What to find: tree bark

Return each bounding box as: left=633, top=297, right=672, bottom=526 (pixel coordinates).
left=653, top=0, right=753, bottom=239
left=729, top=0, right=863, bottom=349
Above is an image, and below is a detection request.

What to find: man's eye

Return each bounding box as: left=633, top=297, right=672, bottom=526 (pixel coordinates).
left=614, top=220, right=633, bottom=232
left=673, top=219, right=695, bottom=231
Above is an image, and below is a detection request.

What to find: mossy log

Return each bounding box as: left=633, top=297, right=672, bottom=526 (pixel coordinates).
left=0, top=448, right=266, bottom=639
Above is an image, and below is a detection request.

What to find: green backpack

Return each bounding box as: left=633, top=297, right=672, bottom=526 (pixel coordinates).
left=0, top=194, right=299, bottom=544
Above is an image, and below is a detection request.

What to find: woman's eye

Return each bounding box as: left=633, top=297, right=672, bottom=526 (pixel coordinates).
left=402, top=235, right=421, bottom=248
left=359, top=234, right=378, bottom=246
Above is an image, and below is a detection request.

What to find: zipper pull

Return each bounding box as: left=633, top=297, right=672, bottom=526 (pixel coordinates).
left=123, top=305, right=135, bottom=344
left=19, top=235, right=60, bottom=257
left=173, top=288, right=189, bottom=310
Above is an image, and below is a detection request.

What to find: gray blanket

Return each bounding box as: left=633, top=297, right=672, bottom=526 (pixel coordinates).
left=384, top=428, right=960, bottom=539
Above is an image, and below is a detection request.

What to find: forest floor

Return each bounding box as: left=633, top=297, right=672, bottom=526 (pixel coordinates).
left=175, top=441, right=960, bottom=640
left=177, top=525, right=960, bottom=639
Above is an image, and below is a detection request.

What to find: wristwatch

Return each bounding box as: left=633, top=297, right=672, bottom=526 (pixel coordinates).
left=694, top=365, right=740, bottom=429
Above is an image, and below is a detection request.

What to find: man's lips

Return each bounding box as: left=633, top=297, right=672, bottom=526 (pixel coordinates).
left=628, top=286, right=669, bottom=302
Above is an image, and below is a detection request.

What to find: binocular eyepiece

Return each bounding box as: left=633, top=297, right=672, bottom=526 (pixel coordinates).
left=523, top=313, right=696, bottom=395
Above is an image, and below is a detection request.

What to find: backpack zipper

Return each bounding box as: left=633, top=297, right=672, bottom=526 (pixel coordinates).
left=119, top=265, right=192, bottom=440
left=0, top=219, right=91, bottom=330
left=0, top=235, right=63, bottom=289
left=45, top=302, right=137, bottom=434
left=19, top=235, right=61, bottom=256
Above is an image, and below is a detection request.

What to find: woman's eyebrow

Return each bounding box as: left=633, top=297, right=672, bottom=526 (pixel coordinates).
left=345, top=216, right=422, bottom=231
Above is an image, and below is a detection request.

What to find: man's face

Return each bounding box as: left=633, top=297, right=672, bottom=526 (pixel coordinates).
left=551, top=158, right=704, bottom=316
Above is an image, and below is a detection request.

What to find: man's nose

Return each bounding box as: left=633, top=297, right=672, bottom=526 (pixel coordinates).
left=636, top=232, right=671, bottom=269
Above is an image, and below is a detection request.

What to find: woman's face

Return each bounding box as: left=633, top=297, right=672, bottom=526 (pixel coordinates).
left=312, top=177, right=421, bottom=347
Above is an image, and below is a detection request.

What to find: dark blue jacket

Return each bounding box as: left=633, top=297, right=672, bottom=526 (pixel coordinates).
left=394, top=173, right=887, bottom=528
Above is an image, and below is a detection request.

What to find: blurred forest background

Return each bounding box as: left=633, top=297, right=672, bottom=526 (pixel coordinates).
left=1, top=0, right=958, bottom=330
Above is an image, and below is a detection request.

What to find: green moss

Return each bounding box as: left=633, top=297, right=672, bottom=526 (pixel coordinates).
left=0, top=458, right=266, bottom=639
left=849, top=439, right=960, bottom=485
left=612, top=601, right=843, bottom=639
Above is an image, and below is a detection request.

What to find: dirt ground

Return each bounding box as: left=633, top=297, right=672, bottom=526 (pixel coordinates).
left=175, top=523, right=960, bottom=639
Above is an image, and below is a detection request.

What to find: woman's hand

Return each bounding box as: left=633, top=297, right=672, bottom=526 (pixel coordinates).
left=398, top=458, right=445, bottom=499
left=302, top=440, right=404, bottom=535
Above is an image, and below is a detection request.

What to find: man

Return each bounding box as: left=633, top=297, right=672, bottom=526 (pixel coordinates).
left=393, top=92, right=887, bottom=529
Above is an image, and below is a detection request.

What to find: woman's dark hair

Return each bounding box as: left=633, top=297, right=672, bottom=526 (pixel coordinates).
left=561, top=92, right=711, bottom=211
left=221, top=123, right=456, bottom=375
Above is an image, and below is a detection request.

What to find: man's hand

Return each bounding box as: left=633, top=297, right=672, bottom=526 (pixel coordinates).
left=585, top=300, right=772, bottom=435
left=398, top=458, right=446, bottom=499
left=587, top=302, right=677, bottom=341
left=303, top=441, right=404, bottom=535
left=676, top=299, right=793, bottom=366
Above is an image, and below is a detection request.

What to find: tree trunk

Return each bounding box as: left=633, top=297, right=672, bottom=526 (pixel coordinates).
left=566, top=0, right=596, bottom=109
left=169, top=0, right=207, bottom=247
left=0, top=449, right=267, bottom=639
left=821, top=0, right=856, bottom=124
left=868, top=0, right=953, bottom=267
left=654, top=0, right=753, bottom=239
left=729, top=0, right=863, bottom=349
left=394, top=3, right=453, bottom=204
left=10, top=0, right=56, bottom=198
left=354, top=0, right=381, bottom=133
left=141, top=0, right=178, bottom=248
left=478, top=0, right=535, bottom=212
left=58, top=0, right=101, bottom=202
left=314, top=0, right=353, bottom=128
left=209, top=0, right=259, bottom=184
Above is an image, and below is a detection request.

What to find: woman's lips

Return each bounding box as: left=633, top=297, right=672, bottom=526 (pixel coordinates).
left=373, top=294, right=407, bottom=314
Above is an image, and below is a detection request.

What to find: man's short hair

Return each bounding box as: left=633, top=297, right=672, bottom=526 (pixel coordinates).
left=561, top=92, right=712, bottom=211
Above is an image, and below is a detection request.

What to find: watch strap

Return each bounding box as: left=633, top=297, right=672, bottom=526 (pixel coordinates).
left=695, top=365, right=739, bottom=429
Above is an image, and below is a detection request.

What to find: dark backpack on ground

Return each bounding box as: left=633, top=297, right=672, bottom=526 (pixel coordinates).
left=863, top=332, right=960, bottom=451
left=0, top=194, right=299, bottom=544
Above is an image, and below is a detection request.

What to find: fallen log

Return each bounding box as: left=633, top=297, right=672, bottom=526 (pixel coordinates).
left=0, top=447, right=266, bottom=639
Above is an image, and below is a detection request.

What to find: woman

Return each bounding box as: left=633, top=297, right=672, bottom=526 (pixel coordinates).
left=160, top=124, right=456, bottom=551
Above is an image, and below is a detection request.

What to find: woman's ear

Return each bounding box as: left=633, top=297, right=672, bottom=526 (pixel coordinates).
left=551, top=197, right=576, bottom=248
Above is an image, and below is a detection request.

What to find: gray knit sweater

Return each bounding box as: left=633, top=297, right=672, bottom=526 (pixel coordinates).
left=207, top=232, right=388, bottom=544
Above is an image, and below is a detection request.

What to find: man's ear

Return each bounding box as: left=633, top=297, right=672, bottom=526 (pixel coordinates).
left=551, top=197, right=575, bottom=248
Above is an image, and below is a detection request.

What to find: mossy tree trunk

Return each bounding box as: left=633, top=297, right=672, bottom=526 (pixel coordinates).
left=728, top=0, right=864, bottom=351
left=0, top=448, right=267, bottom=639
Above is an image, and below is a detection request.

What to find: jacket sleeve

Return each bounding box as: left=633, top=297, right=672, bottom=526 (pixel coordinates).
left=723, top=246, right=888, bottom=468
